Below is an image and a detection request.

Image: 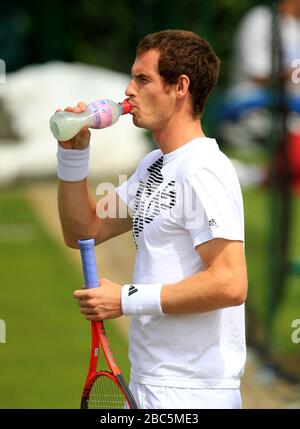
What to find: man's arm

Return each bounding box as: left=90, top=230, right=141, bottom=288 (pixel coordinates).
left=73, top=238, right=247, bottom=321
left=161, top=238, right=248, bottom=314
left=58, top=180, right=132, bottom=248
left=56, top=102, right=132, bottom=248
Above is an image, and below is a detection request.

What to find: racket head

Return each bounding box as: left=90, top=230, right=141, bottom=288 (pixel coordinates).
left=81, top=318, right=138, bottom=409
left=81, top=371, right=136, bottom=409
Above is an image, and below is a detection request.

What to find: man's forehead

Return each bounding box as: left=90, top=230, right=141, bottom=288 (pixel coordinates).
left=131, top=49, right=160, bottom=74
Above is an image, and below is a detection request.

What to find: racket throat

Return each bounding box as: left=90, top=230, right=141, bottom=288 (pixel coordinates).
left=98, top=328, right=121, bottom=377
left=116, top=374, right=139, bottom=409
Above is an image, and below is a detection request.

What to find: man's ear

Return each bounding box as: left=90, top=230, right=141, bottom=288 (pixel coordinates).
left=176, top=74, right=190, bottom=98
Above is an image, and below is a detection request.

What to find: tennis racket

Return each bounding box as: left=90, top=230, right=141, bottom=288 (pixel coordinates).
left=78, top=238, right=138, bottom=409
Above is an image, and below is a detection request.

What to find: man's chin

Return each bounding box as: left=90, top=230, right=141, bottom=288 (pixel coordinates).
left=132, top=116, right=146, bottom=129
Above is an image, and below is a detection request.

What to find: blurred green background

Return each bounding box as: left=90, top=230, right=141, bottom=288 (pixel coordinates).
left=0, top=0, right=299, bottom=409
left=0, top=187, right=131, bottom=407
left=1, top=0, right=266, bottom=80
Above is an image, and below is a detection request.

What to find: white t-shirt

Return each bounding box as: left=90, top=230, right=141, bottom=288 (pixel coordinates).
left=116, top=137, right=246, bottom=388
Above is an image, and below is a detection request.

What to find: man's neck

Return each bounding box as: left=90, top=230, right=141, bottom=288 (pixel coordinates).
left=152, top=116, right=206, bottom=155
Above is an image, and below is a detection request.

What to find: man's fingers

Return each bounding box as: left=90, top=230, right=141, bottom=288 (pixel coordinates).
left=63, top=106, right=82, bottom=113
left=77, top=299, right=92, bottom=307
left=80, top=306, right=96, bottom=315
left=85, top=314, right=101, bottom=321
left=73, top=289, right=91, bottom=299
left=78, top=101, right=87, bottom=111
left=76, top=128, right=91, bottom=145
left=58, top=102, right=86, bottom=114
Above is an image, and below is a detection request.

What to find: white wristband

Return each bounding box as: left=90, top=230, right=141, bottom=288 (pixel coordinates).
left=121, top=284, right=163, bottom=316
left=57, top=145, right=90, bottom=182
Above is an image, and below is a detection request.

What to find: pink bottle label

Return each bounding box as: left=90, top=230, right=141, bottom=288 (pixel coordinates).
left=87, top=100, right=113, bottom=129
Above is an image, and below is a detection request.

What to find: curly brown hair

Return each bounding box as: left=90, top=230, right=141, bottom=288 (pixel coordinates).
left=136, top=29, right=220, bottom=117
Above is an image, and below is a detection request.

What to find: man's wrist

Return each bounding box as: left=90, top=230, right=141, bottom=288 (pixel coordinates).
left=121, top=284, right=163, bottom=316
left=57, top=144, right=90, bottom=182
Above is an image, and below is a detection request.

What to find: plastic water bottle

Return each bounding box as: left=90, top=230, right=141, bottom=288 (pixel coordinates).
left=49, top=98, right=132, bottom=141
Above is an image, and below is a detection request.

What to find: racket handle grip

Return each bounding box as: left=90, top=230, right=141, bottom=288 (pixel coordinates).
left=78, top=238, right=99, bottom=289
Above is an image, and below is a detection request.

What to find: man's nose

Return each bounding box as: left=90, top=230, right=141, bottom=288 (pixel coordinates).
left=125, top=79, right=136, bottom=97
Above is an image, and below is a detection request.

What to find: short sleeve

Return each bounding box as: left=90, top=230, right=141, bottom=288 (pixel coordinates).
left=180, top=168, right=244, bottom=248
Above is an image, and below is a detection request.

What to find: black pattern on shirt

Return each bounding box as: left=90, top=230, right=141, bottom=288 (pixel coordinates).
left=132, top=156, right=176, bottom=248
